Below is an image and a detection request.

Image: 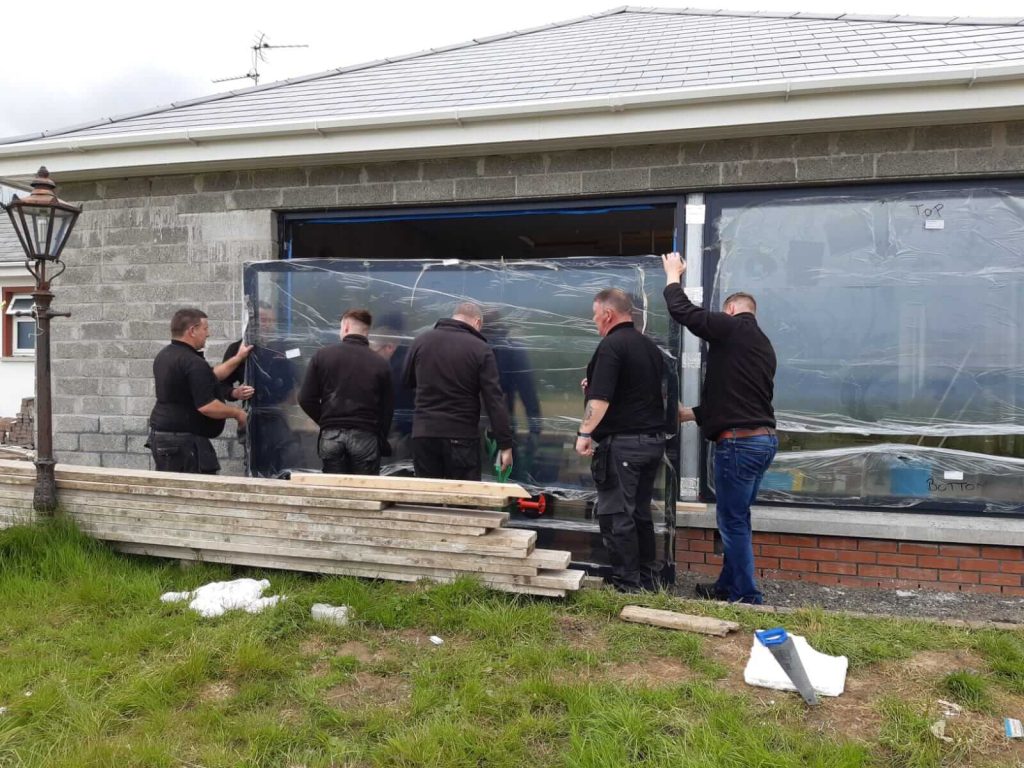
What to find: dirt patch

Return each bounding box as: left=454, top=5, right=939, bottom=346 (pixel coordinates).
left=336, top=641, right=375, bottom=664
left=897, top=649, right=987, bottom=680
left=874, top=650, right=1024, bottom=764
left=600, top=657, right=696, bottom=686
left=382, top=628, right=446, bottom=648
left=938, top=707, right=1024, bottom=766
left=299, top=635, right=330, bottom=657
left=556, top=615, right=606, bottom=652
left=325, top=671, right=411, bottom=710
left=706, top=632, right=752, bottom=691
left=303, top=633, right=402, bottom=676
left=198, top=680, right=237, bottom=704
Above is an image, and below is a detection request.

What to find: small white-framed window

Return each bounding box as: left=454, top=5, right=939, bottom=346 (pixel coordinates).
left=4, top=293, right=35, bottom=357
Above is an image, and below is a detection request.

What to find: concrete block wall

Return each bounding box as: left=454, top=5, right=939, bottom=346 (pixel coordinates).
left=678, top=528, right=1024, bottom=597
left=49, top=120, right=1024, bottom=473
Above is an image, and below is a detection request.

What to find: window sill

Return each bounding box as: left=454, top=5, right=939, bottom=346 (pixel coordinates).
left=0, top=357, right=34, bottom=363
left=676, top=503, right=1024, bottom=547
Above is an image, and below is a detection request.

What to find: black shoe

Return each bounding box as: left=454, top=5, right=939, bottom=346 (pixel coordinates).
left=695, top=583, right=728, bottom=600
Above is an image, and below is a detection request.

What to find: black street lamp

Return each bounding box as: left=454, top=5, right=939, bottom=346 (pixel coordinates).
left=1, top=167, right=81, bottom=512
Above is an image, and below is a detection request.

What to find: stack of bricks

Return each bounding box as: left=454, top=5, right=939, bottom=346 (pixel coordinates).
left=677, top=528, right=1024, bottom=597
left=5, top=398, right=34, bottom=448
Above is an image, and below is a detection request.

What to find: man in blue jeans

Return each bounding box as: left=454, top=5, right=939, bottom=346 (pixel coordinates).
left=662, top=252, right=778, bottom=604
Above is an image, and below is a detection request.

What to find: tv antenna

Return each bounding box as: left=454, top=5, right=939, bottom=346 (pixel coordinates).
left=213, top=32, right=308, bottom=87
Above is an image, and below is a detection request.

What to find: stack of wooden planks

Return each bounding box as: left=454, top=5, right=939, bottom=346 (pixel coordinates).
left=0, top=459, right=583, bottom=597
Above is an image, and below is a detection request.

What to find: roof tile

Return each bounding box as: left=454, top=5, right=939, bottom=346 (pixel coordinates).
left=5, top=8, right=1024, bottom=145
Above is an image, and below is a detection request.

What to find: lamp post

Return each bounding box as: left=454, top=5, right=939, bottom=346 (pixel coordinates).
left=1, top=167, right=81, bottom=512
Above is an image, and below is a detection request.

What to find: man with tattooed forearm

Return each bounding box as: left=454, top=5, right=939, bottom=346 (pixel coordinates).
left=575, top=288, right=667, bottom=593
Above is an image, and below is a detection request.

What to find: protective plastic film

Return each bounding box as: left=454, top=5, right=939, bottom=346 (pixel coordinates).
left=708, top=184, right=1024, bottom=514
left=240, top=256, right=680, bottom=566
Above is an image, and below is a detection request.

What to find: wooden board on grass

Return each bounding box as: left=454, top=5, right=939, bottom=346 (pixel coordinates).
left=619, top=605, right=740, bottom=637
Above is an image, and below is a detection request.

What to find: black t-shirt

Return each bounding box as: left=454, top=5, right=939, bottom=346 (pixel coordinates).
left=149, top=340, right=226, bottom=438
left=585, top=322, right=666, bottom=442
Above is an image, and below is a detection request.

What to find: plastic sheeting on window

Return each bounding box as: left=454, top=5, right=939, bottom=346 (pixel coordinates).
left=708, top=184, right=1024, bottom=514
left=759, top=443, right=1024, bottom=515
left=238, top=256, right=680, bottom=565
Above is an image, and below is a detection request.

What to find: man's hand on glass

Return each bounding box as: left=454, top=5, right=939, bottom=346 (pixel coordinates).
left=232, top=385, right=255, bottom=401
left=662, top=252, right=686, bottom=284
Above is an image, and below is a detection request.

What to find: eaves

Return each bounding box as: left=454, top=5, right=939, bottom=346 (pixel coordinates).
left=1, top=63, right=1023, bottom=182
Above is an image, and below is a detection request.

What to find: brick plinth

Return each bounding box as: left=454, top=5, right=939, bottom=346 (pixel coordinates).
left=676, top=528, right=1024, bottom=596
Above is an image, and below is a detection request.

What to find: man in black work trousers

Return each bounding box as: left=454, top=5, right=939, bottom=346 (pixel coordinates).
left=402, top=302, right=513, bottom=480
left=662, top=252, right=777, bottom=604
left=575, top=288, right=666, bottom=593
left=148, top=308, right=252, bottom=474
left=299, top=308, right=394, bottom=475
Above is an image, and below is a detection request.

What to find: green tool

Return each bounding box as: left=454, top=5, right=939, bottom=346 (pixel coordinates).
left=484, top=434, right=514, bottom=482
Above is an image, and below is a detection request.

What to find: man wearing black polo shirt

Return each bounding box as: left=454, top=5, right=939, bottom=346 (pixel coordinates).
left=662, top=252, right=778, bottom=605
left=299, top=308, right=394, bottom=475
left=575, top=288, right=666, bottom=593
left=148, top=308, right=251, bottom=474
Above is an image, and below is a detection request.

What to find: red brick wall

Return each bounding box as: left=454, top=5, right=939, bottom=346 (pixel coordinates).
left=677, top=528, right=1024, bottom=597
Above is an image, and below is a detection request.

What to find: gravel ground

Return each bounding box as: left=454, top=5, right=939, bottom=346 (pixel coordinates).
left=671, top=572, right=1024, bottom=625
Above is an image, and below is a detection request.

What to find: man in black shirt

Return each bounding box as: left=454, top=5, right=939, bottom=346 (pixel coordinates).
left=575, top=288, right=666, bottom=593
left=299, top=308, right=393, bottom=475
left=402, top=302, right=513, bottom=481
left=662, top=252, right=778, bottom=605
left=148, top=308, right=251, bottom=474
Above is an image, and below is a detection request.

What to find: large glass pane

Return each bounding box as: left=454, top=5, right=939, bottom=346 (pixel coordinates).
left=707, top=184, right=1024, bottom=515
left=241, top=255, right=680, bottom=568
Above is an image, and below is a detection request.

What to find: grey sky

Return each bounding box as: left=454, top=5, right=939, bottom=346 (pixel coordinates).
left=2, top=0, right=1021, bottom=140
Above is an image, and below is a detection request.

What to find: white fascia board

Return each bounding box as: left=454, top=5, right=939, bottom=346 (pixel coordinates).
left=1, top=64, right=1024, bottom=181
left=0, top=263, right=32, bottom=280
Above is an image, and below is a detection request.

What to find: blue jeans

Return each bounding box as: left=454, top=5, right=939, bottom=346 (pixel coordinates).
left=712, top=434, right=778, bottom=604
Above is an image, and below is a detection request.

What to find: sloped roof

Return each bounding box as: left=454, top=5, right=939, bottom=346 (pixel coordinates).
left=4, top=6, right=1024, bottom=146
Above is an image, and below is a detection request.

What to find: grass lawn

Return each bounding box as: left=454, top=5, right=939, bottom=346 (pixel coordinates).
left=1, top=520, right=1023, bottom=768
